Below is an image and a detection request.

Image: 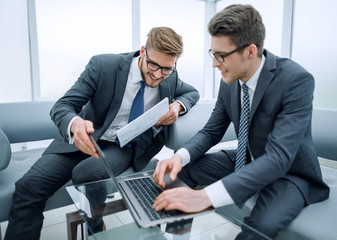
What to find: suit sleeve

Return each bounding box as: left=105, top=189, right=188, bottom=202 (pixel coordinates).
left=50, top=55, right=101, bottom=141
left=171, top=72, right=200, bottom=113
left=184, top=81, right=232, bottom=161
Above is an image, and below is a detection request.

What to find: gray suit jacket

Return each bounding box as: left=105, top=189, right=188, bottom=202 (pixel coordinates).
left=44, top=51, right=199, bottom=171
left=184, top=50, right=329, bottom=208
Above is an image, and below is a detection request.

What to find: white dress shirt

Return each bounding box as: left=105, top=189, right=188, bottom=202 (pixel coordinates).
left=176, top=55, right=266, bottom=208
left=67, top=56, right=160, bottom=143
left=67, top=55, right=187, bottom=143
left=99, top=57, right=160, bottom=141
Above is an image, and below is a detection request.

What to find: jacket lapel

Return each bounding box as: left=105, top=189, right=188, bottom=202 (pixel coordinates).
left=101, top=51, right=140, bottom=134
left=250, top=50, right=276, bottom=122
left=230, top=50, right=276, bottom=132
left=159, top=77, right=172, bottom=102
left=231, top=81, right=241, bottom=134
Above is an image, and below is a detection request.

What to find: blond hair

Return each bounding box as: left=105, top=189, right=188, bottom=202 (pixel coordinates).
left=145, top=27, right=183, bottom=58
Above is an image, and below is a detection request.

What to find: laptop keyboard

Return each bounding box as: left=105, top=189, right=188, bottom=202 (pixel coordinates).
left=125, top=177, right=184, bottom=221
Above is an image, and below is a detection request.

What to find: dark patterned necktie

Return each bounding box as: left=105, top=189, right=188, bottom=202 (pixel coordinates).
left=235, top=83, right=250, bottom=171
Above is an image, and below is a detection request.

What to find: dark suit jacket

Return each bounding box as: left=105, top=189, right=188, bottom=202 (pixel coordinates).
left=184, top=50, right=329, bottom=208
left=43, top=51, right=199, bottom=171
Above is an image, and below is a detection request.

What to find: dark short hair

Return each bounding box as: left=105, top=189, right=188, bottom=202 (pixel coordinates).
left=145, top=27, right=183, bottom=58
left=208, top=4, right=265, bottom=56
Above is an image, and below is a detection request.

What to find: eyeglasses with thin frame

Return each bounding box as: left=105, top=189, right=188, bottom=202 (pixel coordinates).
left=144, top=48, right=176, bottom=76
left=208, top=44, right=251, bottom=63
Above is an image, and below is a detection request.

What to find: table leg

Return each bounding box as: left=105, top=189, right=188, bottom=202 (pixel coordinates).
left=66, top=199, right=127, bottom=240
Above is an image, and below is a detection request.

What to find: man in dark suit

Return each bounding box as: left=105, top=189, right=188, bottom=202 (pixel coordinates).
left=153, top=5, right=329, bottom=239
left=5, top=27, right=199, bottom=240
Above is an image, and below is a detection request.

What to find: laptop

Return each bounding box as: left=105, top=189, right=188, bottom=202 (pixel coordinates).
left=89, top=135, right=214, bottom=228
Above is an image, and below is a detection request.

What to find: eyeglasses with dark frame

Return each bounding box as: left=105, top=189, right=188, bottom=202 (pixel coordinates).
left=208, top=44, right=251, bottom=63
left=144, top=48, right=176, bottom=76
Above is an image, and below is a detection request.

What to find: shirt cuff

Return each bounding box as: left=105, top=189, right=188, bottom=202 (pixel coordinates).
left=175, top=148, right=190, bottom=167
left=175, top=100, right=186, bottom=115
left=66, top=116, right=80, bottom=144
left=204, top=180, right=234, bottom=208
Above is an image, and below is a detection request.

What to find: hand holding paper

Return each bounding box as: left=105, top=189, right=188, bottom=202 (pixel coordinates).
left=116, top=97, right=169, bottom=147
left=157, top=100, right=184, bottom=126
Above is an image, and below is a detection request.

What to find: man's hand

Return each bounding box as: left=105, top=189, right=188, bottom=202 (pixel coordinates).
left=70, top=118, right=99, bottom=158
left=153, top=154, right=183, bottom=188
left=153, top=188, right=212, bottom=213
left=157, top=101, right=183, bottom=126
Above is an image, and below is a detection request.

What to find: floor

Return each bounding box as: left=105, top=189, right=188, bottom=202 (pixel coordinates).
left=1, top=142, right=336, bottom=240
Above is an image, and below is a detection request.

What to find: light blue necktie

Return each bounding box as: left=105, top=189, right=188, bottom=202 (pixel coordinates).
left=235, top=83, right=250, bottom=171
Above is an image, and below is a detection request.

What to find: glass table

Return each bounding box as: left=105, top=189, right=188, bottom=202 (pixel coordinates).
left=66, top=173, right=271, bottom=240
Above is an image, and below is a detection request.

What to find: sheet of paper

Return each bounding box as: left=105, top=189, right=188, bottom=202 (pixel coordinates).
left=116, top=97, right=169, bottom=147
left=66, top=186, right=92, bottom=218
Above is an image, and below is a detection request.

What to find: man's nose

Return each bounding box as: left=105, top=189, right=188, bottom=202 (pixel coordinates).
left=212, top=57, right=220, bottom=68
left=152, top=69, right=162, bottom=79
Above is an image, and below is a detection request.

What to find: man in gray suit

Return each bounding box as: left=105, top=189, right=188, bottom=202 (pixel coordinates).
left=153, top=5, right=329, bottom=239
left=5, top=27, right=199, bottom=240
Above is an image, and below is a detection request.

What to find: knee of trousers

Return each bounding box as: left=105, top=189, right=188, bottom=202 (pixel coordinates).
left=71, top=160, right=113, bottom=185
left=244, top=216, right=281, bottom=239
left=71, top=167, right=102, bottom=185
left=177, top=169, right=199, bottom=188
left=71, top=172, right=87, bottom=185
left=13, top=176, right=49, bottom=207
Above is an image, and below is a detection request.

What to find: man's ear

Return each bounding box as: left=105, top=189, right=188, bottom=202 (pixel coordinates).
left=140, top=46, right=145, bottom=56
left=247, top=44, right=258, bottom=58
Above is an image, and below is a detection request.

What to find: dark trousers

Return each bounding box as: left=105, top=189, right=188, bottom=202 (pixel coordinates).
left=178, top=150, right=305, bottom=240
left=4, top=141, right=133, bottom=240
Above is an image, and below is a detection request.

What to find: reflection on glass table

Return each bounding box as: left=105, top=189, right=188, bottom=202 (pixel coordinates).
left=66, top=174, right=271, bottom=240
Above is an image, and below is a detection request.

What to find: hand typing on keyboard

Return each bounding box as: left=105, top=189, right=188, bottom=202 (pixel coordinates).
left=152, top=187, right=212, bottom=213
left=125, top=177, right=183, bottom=220
left=152, top=154, right=212, bottom=213
left=153, top=154, right=183, bottom=188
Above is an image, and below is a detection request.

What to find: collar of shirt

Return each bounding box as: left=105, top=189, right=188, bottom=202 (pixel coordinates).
left=100, top=55, right=160, bottom=141
left=130, top=56, right=143, bottom=84
left=239, top=54, right=266, bottom=92
left=239, top=54, right=266, bottom=108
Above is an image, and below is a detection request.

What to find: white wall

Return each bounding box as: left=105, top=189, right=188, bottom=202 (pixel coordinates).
left=0, top=0, right=31, bottom=103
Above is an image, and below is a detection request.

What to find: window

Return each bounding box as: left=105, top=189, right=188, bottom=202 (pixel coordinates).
left=292, top=0, right=337, bottom=108
left=35, top=0, right=132, bottom=100
left=0, top=0, right=31, bottom=103
left=140, top=0, right=206, bottom=96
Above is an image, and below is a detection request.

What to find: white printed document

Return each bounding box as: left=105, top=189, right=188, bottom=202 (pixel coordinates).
left=116, top=97, right=169, bottom=147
